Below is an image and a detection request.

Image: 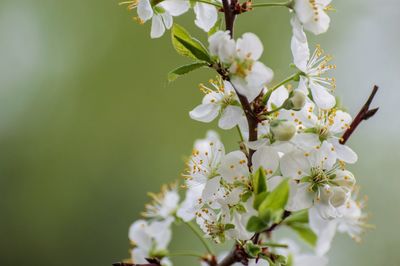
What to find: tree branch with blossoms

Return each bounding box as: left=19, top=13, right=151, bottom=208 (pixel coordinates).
left=116, top=0, right=379, bottom=266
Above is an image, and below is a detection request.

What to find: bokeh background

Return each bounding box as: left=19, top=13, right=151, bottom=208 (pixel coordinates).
left=0, top=0, right=399, bottom=265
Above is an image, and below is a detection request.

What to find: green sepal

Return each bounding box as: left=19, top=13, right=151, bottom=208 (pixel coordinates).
left=224, top=223, right=235, bottom=230
left=171, top=24, right=211, bottom=63
left=244, top=241, right=262, bottom=258
left=167, top=62, right=208, bottom=81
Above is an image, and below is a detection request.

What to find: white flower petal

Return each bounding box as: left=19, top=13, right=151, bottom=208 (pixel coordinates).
left=137, top=0, right=153, bottom=22
left=280, top=149, right=310, bottom=179
left=194, top=3, right=218, bottom=32
left=150, top=15, right=165, bottom=39
left=309, top=207, right=337, bottom=256
left=309, top=80, right=336, bottom=110
left=161, top=12, right=173, bottom=30
left=219, top=106, right=243, bottom=130
left=189, top=103, right=220, bottom=123
left=268, top=85, right=289, bottom=109
left=286, top=181, right=314, bottom=211
left=236, top=32, right=264, bottom=60
left=218, top=151, right=249, bottom=182
left=159, top=0, right=190, bottom=16
left=332, top=139, right=358, bottom=164
left=330, top=110, right=352, bottom=134
left=252, top=146, right=280, bottom=177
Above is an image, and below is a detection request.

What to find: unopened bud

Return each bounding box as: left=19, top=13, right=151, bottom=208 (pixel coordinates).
left=289, top=90, right=306, bottom=111
left=270, top=120, right=296, bottom=141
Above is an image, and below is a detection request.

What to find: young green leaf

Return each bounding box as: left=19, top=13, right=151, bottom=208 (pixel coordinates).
left=287, top=223, right=317, bottom=247
left=258, top=179, right=289, bottom=219
left=167, top=62, right=208, bottom=81
left=246, top=216, right=269, bottom=232
left=253, top=191, right=269, bottom=210
left=171, top=24, right=211, bottom=63
left=253, top=167, right=268, bottom=195
left=284, top=209, right=309, bottom=224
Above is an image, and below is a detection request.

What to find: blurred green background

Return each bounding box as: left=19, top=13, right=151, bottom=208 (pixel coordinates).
left=0, top=0, right=399, bottom=265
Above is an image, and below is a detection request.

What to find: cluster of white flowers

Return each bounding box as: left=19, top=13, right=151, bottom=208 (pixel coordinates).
left=122, top=0, right=374, bottom=265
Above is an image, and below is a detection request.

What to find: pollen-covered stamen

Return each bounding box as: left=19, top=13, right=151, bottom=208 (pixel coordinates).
left=233, top=57, right=254, bottom=79
left=119, top=0, right=139, bottom=9
left=307, top=166, right=339, bottom=191
left=142, top=183, right=178, bottom=218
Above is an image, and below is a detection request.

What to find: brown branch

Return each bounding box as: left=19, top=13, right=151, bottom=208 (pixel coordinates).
left=218, top=245, right=249, bottom=266
left=340, top=85, right=379, bottom=144
left=112, top=258, right=161, bottom=266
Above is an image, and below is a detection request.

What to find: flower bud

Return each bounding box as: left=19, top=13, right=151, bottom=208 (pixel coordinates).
left=289, top=90, right=306, bottom=111
left=270, top=120, right=296, bottom=141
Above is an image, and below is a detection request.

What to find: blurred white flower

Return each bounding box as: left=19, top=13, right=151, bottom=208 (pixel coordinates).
left=129, top=218, right=173, bottom=265
left=142, top=183, right=179, bottom=219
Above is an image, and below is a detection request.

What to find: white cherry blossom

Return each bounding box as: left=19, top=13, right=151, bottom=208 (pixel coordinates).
left=291, top=18, right=336, bottom=109
left=208, top=31, right=274, bottom=102
left=190, top=79, right=247, bottom=130
left=293, top=0, right=332, bottom=35
left=280, top=145, right=356, bottom=218
left=142, top=183, right=179, bottom=219
left=129, top=218, right=173, bottom=265
left=124, top=0, right=190, bottom=38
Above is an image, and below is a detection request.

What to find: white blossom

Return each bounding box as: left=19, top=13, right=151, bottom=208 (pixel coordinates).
left=129, top=218, right=173, bottom=265
left=291, top=17, right=336, bottom=109
left=189, top=79, right=247, bottom=130
left=293, top=0, right=332, bottom=35
left=280, top=145, right=356, bottom=218
left=124, top=0, right=189, bottom=38
left=208, top=31, right=274, bottom=102
left=143, top=183, right=180, bottom=219
left=309, top=197, right=369, bottom=255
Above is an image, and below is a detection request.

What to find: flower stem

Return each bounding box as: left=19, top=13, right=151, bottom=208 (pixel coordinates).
left=262, top=72, right=300, bottom=105
left=185, top=221, right=214, bottom=255
left=260, top=242, right=289, bottom=248
left=251, top=0, right=293, bottom=8
left=236, top=125, right=244, bottom=142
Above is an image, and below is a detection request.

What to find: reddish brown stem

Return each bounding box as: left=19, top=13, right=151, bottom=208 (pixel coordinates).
left=340, top=85, right=379, bottom=144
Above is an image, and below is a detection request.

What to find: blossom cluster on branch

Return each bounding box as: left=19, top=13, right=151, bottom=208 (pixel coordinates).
left=118, top=0, right=378, bottom=265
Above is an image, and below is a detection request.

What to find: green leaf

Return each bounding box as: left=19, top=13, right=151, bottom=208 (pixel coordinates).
left=253, top=167, right=267, bottom=195
left=246, top=216, right=269, bottom=232
left=171, top=24, right=211, bottom=63
left=258, top=179, right=289, bottom=219
left=284, top=209, right=309, bottom=224
left=253, top=191, right=269, bottom=210
left=288, top=223, right=317, bottom=247
left=167, top=62, right=208, bottom=81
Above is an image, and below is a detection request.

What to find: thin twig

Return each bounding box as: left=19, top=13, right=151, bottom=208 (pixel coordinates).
left=340, top=85, right=379, bottom=144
